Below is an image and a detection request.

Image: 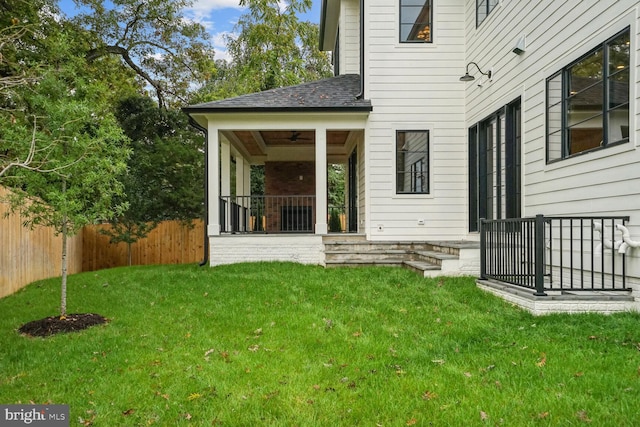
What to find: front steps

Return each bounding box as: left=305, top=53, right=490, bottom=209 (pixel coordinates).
left=323, top=235, right=480, bottom=277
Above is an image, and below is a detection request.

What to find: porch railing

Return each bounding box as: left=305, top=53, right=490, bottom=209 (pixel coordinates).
left=480, top=215, right=630, bottom=295
left=220, top=195, right=316, bottom=233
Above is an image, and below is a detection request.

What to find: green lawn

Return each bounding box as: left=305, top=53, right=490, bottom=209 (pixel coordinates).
left=1, top=263, right=639, bottom=426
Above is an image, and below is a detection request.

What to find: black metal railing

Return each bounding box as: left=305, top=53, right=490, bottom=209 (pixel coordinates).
left=220, top=195, right=316, bottom=233
left=480, top=215, right=630, bottom=295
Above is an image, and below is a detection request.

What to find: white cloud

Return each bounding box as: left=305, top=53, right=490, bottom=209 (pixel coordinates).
left=212, top=31, right=234, bottom=61
left=189, top=0, right=245, bottom=13
left=277, top=0, right=289, bottom=13
left=215, top=49, right=232, bottom=62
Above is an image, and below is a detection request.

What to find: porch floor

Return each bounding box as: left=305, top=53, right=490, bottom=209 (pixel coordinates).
left=477, top=278, right=635, bottom=316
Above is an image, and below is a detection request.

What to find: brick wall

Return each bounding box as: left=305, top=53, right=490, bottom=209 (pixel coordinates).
left=210, top=235, right=325, bottom=266
left=264, top=162, right=316, bottom=232
left=265, top=162, right=315, bottom=195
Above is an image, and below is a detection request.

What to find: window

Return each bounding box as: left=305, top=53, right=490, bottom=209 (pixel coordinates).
left=397, top=130, right=429, bottom=194
left=476, top=0, right=498, bottom=26
left=546, top=27, right=630, bottom=163
left=469, top=99, right=521, bottom=232
left=400, top=0, right=432, bottom=43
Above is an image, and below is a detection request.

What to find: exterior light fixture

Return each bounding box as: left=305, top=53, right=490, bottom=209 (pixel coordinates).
left=459, top=62, right=492, bottom=81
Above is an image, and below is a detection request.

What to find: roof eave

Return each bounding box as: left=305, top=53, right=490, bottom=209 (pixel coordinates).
left=182, top=106, right=373, bottom=115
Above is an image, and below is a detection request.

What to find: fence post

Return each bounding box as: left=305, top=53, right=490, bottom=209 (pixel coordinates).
left=534, top=214, right=547, bottom=296
left=479, top=218, right=486, bottom=279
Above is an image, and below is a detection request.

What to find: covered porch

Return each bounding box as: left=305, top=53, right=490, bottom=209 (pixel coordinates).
left=216, top=127, right=363, bottom=235
left=183, top=75, right=371, bottom=265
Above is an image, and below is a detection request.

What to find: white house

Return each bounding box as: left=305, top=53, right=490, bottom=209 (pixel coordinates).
left=184, top=0, right=640, bottom=313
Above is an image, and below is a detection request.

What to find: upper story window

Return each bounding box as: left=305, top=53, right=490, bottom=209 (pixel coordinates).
left=477, top=0, right=498, bottom=26
left=546, top=27, right=630, bottom=163
left=400, top=0, right=432, bottom=43
left=397, top=130, right=429, bottom=194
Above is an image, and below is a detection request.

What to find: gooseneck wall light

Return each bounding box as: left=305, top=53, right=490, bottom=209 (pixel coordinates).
left=459, top=62, right=492, bottom=81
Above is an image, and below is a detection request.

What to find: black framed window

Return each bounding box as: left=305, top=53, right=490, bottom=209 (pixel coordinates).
left=400, top=0, right=432, bottom=43
left=397, top=130, right=429, bottom=194
left=469, top=99, right=521, bottom=232
left=546, top=27, right=630, bottom=163
left=476, top=0, right=498, bottom=27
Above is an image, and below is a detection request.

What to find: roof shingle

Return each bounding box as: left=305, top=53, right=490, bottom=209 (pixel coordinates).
left=184, top=74, right=372, bottom=113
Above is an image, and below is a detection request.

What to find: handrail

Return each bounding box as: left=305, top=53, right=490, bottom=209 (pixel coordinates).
left=480, top=215, right=630, bottom=294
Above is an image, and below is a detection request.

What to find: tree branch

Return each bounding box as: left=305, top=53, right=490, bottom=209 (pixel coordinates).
left=86, top=45, right=166, bottom=107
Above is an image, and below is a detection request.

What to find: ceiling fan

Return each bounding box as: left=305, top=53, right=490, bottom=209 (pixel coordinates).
left=287, top=131, right=313, bottom=142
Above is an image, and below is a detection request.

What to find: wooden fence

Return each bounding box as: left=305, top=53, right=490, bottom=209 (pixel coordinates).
left=82, top=220, right=204, bottom=272
left=1, top=186, right=205, bottom=299
left=1, top=187, right=83, bottom=299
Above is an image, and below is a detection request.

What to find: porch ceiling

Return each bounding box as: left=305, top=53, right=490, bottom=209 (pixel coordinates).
left=231, top=130, right=351, bottom=158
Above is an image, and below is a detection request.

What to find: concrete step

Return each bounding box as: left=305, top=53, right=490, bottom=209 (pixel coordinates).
left=324, top=241, right=435, bottom=253
left=325, top=249, right=410, bottom=262
left=402, top=260, right=441, bottom=275
left=412, top=250, right=459, bottom=266
left=322, top=234, right=367, bottom=244
left=325, top=259, right=406, bottom=267
left=322, top=239, right=480, bottom=277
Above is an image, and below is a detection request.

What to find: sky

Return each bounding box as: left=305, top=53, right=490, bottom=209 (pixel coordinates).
left=58, top=0, right=321, bottom=61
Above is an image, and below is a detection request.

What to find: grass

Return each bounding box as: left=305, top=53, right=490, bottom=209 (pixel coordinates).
left=1, top=262, right=639, bottom=426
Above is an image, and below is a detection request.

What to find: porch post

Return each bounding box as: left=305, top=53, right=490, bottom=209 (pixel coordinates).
left=220, top=137, right=231, bottom=232
left=208, top=125, right=221, bottom=235
left=315, top=126, right=328, bottom=234
left=221, top=138, right=231, bottom=197
left=235, top=155, right=250, bottom=231
left=235, top=154, right=245, bottom=198
left=243, top=158, right=251, bottom=197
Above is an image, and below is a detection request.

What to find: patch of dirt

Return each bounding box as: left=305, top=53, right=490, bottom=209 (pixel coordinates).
left=19, top=313, right=107, bottom=337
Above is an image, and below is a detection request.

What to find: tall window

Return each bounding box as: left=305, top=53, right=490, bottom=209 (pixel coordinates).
left=469, top=99, right=521, bottom=232
left=546, top=27, right=630, bottom=163
left=400, top=0, right=432, bottom=43
left=397, top=130, right=429, bottom=194
left=476, top=0, right=498, bottom=26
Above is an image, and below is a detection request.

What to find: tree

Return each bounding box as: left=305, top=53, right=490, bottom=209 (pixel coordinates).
left=71, top=0, right=216, bottom=107
left=194, top=0, right=332, bottom=102
left=0, top=2, right=76, bottom=179
left=101, top=95, right=204, bottom=264
left=328, top=164, right=345, bottom=207
left=1, top=12, right=131, bottom=316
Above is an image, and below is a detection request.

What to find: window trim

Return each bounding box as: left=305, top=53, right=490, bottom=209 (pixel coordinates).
left=396, top=130, right=430, bottom=195
left=399, top=0, right=433, bottom=44
left=476, top=0, right=498, bottom=27
left=545, top=26, right=630, bottom=164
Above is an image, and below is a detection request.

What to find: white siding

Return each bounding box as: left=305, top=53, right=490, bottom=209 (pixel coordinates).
left=463, top=0, right=640, bottom=276
left=340, top=0, right=361, bottom=74
left=365, top=0, right=468, bottom=241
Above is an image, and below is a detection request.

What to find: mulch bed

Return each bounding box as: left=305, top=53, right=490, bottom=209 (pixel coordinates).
left=19, top=313, right=107, bottom=337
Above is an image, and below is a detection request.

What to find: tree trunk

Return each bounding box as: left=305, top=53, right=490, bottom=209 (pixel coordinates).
left=127, top=241, right=132, bottom=266
left=60, top=179, right=68, bottom=318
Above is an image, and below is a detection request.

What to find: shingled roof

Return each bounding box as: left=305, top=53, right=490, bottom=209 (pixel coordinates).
left=183, top=74, right=372, bottom=113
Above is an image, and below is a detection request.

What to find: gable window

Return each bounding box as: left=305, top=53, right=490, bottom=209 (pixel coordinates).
left=397, top=130, right=429, bottom=194
left=546, top=27, right=630, bottom=163
left=476, top=0, right=498, bottom=26
left=400, top=0, right=432, bottom=43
